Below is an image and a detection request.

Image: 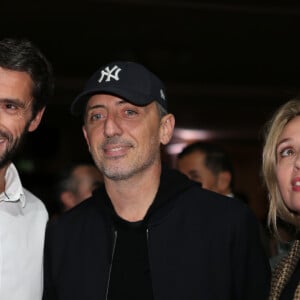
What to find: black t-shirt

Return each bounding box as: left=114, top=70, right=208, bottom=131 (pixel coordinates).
left=107, top=215, right=153, bottom=300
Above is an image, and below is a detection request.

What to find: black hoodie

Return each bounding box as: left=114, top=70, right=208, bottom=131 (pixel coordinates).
left=43, top=166, right=270, bottom=300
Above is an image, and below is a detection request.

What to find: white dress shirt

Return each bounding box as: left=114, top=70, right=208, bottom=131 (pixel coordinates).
left=0, top=163, right=48, bottom=300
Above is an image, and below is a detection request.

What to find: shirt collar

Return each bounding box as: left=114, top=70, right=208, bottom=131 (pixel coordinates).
left=0, top=163, right=25, bottom=207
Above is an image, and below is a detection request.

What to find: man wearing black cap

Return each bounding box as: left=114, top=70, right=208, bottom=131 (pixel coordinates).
left=43, top=61, right=270, bottom=300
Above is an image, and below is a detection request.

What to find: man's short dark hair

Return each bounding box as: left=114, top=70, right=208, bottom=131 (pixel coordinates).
left=0, top=37, right=54, bottom=117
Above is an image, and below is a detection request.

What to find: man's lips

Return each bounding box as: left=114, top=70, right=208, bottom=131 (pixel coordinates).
left=103, top=144, right=131, bottom=157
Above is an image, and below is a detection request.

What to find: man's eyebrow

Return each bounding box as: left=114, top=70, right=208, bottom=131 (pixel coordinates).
left=0, top=98, right=26, bottom=108
left=85, top=104, right=106, bottom=114
left=87, top=100, right=130, bottom=110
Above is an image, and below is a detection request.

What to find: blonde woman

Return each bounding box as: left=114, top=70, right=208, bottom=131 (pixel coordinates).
left=263, top=98, right=300, bottom=299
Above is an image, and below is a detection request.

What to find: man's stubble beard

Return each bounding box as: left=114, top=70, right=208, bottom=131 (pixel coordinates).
left=93, top=136, right=160, bottom=181
left=0, top=125, right=28, bottom=169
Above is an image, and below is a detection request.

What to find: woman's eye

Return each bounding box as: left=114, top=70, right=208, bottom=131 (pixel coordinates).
left=280, top=148, right=294, bottom=157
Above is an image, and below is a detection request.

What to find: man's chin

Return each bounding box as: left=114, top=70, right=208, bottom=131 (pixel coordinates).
left=104, top=171, right=131, bottom=181
left=103, top=165, right=134, bottom=181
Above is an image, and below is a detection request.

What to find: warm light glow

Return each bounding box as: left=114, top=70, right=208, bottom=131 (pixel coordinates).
left=173, top=128, right=215, bottom=140
left=166, top=128, right=216, bottom=155
left=165, top=143, right=188, bottom=155
left=166, top=127, right=256, bottom=156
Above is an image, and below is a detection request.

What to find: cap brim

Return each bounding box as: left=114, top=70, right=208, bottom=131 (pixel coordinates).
left=71, top=87, right=153, bottom=116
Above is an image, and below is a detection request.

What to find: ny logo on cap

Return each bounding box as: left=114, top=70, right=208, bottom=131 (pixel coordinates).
left=98, top=65, right=122, bottom=83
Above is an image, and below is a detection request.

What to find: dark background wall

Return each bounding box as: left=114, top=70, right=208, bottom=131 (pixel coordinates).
left=2, top=1, right=300, bottom=219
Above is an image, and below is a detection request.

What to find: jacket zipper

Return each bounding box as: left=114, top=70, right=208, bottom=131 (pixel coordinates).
left=146, top=227, right=156, bottom=299
left=105, top=230, right=118, bottom=300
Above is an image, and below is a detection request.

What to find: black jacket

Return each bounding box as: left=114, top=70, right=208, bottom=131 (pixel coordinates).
left=43, top=167, right=270, bottom=300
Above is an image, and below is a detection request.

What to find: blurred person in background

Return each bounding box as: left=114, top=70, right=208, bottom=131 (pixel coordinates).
left=176, top=141, right=245, bottom=200
left=56, top=162, right=103, bottom=213
left=176, top=141, right=276, bottom=258
left=0, top=37, right=53, bottom=300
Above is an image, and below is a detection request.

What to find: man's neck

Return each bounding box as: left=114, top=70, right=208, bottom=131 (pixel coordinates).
left=105, top=163, right=161, bottom=222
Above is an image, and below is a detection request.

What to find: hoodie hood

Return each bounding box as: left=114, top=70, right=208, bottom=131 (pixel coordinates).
left=92, top=165, right=198, bottom=225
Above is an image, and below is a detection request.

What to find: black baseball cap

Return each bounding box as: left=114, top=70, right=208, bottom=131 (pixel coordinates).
left=71, top=61, right=168, bottom=116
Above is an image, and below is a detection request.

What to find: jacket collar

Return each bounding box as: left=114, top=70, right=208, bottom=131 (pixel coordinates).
left=144, top=165, right=197, bottom=224
left=93, top=165, right=197, bottom=225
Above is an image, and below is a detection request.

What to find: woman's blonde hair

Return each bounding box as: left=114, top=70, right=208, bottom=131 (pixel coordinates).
left=262, top=98, right=300, bottom=235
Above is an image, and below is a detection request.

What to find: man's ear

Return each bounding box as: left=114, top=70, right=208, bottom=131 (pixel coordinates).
left=28, top=107, right=46, bottom=132
left=82, top=125, right=91, bottom=151
left=217, top=171, right=232, bottom=194
left=160, top=114, right=175, bottom=145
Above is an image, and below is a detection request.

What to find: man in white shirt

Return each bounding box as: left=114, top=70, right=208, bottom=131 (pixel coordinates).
left=0, top=38, right=54, bottom=300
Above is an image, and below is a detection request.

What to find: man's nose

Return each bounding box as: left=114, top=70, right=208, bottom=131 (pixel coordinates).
left=103, top=114, right=122, bottom=138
